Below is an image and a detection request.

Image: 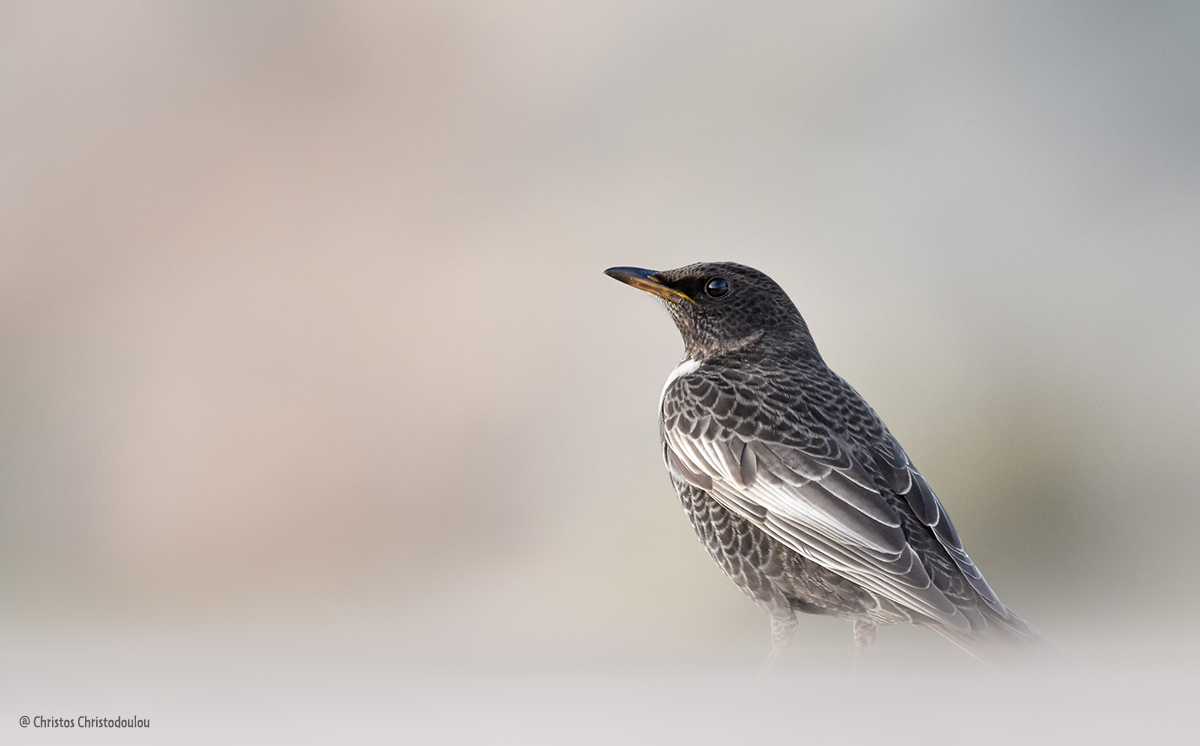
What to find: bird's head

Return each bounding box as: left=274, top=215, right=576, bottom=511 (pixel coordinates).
left=605, top=262, right=808, bottom=358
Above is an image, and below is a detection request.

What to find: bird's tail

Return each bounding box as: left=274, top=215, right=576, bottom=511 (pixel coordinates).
left=931, top=606, right=1064, bottom=671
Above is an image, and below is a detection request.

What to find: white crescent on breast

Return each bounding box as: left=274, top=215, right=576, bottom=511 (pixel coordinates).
left=659, top=358, right=701, bottom=413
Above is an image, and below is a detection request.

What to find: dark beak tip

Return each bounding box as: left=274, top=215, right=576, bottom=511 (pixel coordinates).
left=604, top=266, right=658, bottom=282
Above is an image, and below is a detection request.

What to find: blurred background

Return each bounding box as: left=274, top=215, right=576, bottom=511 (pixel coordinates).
left=2, top=1, right=1199, bottom=742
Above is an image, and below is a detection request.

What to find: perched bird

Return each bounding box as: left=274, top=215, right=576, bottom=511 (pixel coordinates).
left=605, top=262, right=1044, bottom=668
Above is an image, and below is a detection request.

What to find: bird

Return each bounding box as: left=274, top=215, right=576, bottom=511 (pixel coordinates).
left=605, top=261, right=1046, bottom=669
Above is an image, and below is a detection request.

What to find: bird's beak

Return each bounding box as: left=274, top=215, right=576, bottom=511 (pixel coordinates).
left=604, top=266, right=693, bottom=304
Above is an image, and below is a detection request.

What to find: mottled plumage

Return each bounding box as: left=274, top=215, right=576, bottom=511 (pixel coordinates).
left=605, top=262, right=1045, bottom=667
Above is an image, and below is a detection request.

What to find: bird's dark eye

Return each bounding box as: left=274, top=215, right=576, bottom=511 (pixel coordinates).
left=705, top=278, right=729, bottom=298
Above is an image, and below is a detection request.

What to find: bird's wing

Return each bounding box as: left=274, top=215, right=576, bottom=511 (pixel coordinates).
left=661, top=368, right=1021, bottom=633
left=867, top=429, right=1015, bottom=619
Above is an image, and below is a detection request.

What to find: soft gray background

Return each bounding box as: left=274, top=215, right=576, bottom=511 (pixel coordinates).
left=2, top=2, right=1198, bottom=743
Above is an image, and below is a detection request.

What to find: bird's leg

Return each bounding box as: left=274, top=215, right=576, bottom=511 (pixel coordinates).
left=851, top=620, right=877, bottom=670
left=758, top=612, right=797, bottom=678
